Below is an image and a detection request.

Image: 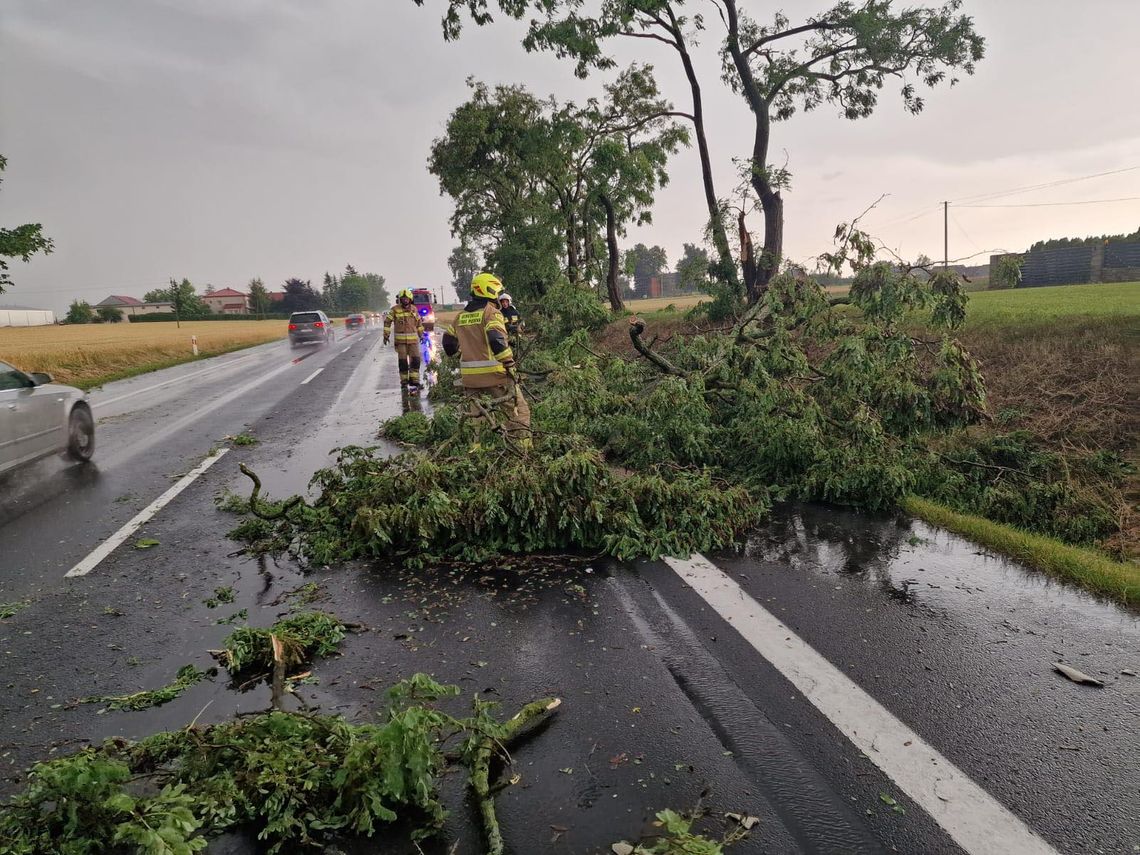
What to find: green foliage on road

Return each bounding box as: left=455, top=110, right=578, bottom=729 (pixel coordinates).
left=234, top=434, right=762, bottom=567
left=0, top=675, right=556, bottom=854
left=215, top=612, right=346, bottom=678
left=613, top=807, right=750, bottom=854
left=80, top=665, right=211, bottom=713
left=0, top=601, right=29, bottom=620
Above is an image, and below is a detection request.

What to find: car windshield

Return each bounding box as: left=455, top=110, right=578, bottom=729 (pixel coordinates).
left=290, top=312, right=321, bottom=323
left=412, top=293, right=431, bottom=305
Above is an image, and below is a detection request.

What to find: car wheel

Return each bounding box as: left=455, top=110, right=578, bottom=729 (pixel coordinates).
left=66, top=405, right=95, bottom=462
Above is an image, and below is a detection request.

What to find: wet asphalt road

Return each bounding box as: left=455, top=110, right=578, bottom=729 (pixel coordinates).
left=0, top=327, right=1137, bottom=854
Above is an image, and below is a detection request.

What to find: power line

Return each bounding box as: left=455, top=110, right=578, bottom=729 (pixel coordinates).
left=949, top=165, right=1140, bottom=205
left=956, top=196, right=1140, bottom=209
left=871, top=205, right=940, bottom=229
left=949, top=209, right=981, bottom=253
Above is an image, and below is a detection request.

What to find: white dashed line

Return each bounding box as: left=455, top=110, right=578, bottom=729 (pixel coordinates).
left=65, top=450, right=230, bottom=578
left=300, top=368, right=324, bottom=385
left=664, top=554, right=1061, bottom=855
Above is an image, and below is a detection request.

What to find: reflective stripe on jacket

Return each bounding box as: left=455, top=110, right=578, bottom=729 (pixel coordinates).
left=384, top=305, right=423, bottom=343
left=444, top=302, right=513, bottom=389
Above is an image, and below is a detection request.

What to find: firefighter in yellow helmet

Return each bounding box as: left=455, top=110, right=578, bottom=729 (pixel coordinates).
left=383, top=288, right=425, bottom=391
left=441, top=272, right=531, bottom=444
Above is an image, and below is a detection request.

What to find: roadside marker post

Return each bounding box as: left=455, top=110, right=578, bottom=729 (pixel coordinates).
left=191, top=335, right=199, bottom=356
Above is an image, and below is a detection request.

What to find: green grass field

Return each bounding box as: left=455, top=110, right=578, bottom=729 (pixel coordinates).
left=961, top=281, right=1139, bottom=330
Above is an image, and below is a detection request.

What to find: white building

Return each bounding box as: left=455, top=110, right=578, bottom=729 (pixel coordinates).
left=0, top=305, right=56, bottom=327
left=95, top=295, right=173, bottom=317
left=202, top=288, right=250, bottom=314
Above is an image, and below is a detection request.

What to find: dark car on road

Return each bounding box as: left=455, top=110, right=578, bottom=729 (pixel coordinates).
left=288, top=311, right=334, bottom=348
left=344, top=313, right=365, bottom=332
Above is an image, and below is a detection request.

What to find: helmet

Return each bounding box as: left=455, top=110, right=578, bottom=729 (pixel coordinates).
left=499, top=292, right=513, bottom=304
left=397, top=288, right=413, bottom=303
left=471, top=272, right=504, bottom=300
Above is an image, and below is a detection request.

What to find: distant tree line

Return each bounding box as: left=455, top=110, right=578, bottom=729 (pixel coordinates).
left=1029, top=227, right=1140, bottom=253
left=63, top=266, right=388, bottom=324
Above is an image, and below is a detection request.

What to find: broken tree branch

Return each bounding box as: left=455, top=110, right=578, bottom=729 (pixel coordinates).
left=629, top=318, right=685, bottom=377
left=470, top=697, right=561, bottom=855
left=240, top=463, right=303, bottom=520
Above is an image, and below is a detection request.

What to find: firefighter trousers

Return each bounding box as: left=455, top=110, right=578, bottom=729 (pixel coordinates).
left=462, top=381, right=531, bottom=445
left=395, top=343, right=421, bottom=387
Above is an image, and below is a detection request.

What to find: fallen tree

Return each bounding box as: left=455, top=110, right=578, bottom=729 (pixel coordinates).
left=0, top=675, right=560, bottom=854
left=226, top=230, right=991, bottom=569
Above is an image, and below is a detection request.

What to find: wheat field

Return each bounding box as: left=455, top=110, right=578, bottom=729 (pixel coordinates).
left=0, top=320, right=288, bottom=388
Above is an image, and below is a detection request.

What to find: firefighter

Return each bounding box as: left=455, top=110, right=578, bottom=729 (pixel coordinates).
left=498, top=292, right=522, bottom=336
left=383, top=288, right=425, bottom=391
left=442, top=273, right=531, bottom=445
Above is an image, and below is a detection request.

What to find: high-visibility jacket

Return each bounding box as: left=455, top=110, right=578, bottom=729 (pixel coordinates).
left=384, top=304, right=424, bottom=344
left=442, top=299, right=514, bottom=389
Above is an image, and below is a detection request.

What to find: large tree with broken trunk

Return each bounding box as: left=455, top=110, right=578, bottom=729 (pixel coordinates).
left=413, top=0, right=984, bottom=304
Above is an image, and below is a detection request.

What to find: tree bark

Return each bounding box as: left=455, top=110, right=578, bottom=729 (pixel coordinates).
left=566, top=217, right=580, bottom=284
left=667, top=15, right=739, bottom=296
left=738, top=210, right=758, bottom=298
left=723, top=0, right=783, bottom=302
left=600, top=194, right=624, bottom=312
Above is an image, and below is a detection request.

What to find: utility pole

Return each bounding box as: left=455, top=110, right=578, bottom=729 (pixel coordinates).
left=943, top=201, right=949, bottom=267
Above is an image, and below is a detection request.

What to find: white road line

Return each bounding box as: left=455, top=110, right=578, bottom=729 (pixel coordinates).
left=65, top=449, right=230, bottom=578
left=664, top=554, right=1061, bottom=855
left=300, top=368, right=324, bottom=385
left=95, top=350, right=266, bottom=408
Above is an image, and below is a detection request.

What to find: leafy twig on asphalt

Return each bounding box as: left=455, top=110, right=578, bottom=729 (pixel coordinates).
left=81, top=665, right=212, bottom=712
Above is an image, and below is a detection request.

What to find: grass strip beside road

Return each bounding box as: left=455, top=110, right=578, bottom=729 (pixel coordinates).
left=904, top=496, right=1140, bottom=609
left=0, top=320, right=287, bottom=389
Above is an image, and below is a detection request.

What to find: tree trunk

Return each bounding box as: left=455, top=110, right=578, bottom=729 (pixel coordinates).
left=723, top=0, right=783, bottom=303
left=600, top=194, right=624, bottom=312
left=673, top=35, right=739, bottom=296
left=567, top=217, right=580, bottom=284
left=738, top=210, right=758, bottom=298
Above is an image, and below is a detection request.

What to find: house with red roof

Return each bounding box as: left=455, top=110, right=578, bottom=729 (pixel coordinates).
left=202, top=288, right=250, bottom=315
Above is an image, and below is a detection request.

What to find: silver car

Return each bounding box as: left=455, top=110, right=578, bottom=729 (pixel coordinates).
left=0, top=361, right=94, bottom=474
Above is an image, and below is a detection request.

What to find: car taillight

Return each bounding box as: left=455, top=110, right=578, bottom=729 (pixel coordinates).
left=288, top=323, right=297, bottom=330
left=314, top=321, right=324, bottom=328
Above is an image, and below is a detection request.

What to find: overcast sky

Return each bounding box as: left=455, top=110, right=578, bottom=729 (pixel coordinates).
left=3, top=0, right=1139, bottom=313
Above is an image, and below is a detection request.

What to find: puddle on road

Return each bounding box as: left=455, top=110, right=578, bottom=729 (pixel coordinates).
left=250, top=337, right=403, bottom=499
left=747, top=503, right=1140, bottom=646
left=385, top=556, right=598, bottom=621
left=248, top=333, right=441, bottom=500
